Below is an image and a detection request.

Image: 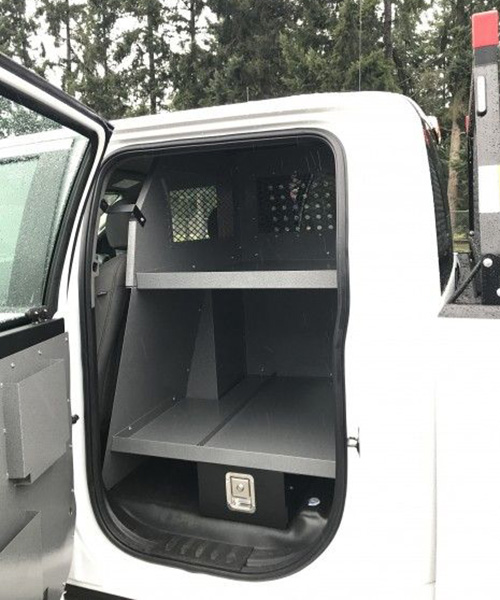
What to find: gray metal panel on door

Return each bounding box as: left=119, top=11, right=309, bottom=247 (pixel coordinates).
left=3, top=359, right=70, bottom=483
left=0, top=332, right=74, bottom=600
left=0, top=512, right=43, bottom=600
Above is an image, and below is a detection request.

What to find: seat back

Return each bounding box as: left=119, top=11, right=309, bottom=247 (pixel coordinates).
left=95, top=202, right=131, bottom=449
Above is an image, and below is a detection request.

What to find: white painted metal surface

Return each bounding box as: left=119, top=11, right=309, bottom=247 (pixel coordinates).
left=62, top=92, right=441, bottom=599
left=435, top=315, right=500, bottom=600
left=478, top=164, right=500, bottom=214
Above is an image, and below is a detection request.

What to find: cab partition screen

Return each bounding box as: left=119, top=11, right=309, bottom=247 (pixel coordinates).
left=160, top=137, right=336, bottom=272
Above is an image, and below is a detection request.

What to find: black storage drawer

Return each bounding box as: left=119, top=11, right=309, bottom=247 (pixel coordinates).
left=198, top=463, right=289, bottom=529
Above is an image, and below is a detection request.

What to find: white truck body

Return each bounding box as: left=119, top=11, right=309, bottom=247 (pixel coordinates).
left=1, top=11, right=500, bottom=600
left=67, top=93, right=438, bottom=600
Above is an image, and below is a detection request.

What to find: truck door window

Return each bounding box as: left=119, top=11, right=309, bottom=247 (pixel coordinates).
left=0, top=94, right=88, bottom=322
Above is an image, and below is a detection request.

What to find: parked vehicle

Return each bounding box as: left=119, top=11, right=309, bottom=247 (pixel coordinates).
left=0, top=9, right=499, bottom=600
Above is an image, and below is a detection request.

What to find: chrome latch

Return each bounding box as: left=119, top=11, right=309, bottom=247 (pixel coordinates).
left=225, top=472, right=256, bottom=514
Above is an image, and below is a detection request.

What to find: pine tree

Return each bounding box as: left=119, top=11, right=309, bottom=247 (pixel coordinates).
left=203, top=0, right=295, bottom=105
left=392, top=0, right=428, bottom=102
left=332, top=0, right=398, bottom=92
left=116, top=0, right=171, bottom=115
left=383, top=0, right=393, bottom=61
left=37, top=0, right=85, bottom=94
left=421, top=1, right=495, bottom=238
left=75, top=0, right=128, bottom=118
left=328, top=0, right=359, bottom=90
left=169, top=0, right=213, bottom=110
left=441, top=1, right=470, bottom=232
left=424, top=1, right=481, bottom=235
left=0, top=1, right=36, bottom=69
left=279, top=0, right=339, bottom=94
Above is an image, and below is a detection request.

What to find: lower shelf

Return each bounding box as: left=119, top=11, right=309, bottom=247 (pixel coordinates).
left=112, top=376, right=336, bottom=478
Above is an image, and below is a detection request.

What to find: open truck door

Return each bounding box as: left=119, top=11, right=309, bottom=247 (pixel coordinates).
left=0, top=55, right=111, bottom=600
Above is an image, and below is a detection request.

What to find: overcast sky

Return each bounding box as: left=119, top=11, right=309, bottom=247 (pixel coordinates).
left=25, top=0, right=213, bottom=89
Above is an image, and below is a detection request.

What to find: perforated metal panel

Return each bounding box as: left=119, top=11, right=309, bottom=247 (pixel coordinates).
left=258, top=172, right=335, bottom=234
left=170, top=186, right=218, bottom=243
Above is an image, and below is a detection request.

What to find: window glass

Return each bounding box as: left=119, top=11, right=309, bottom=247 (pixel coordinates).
left=0, top=96, right=89, bottom=322
left=425, top=129, right=453, bottom=291
left=170, top=186, right=218, bottom=242
left=0, top=158, right=38, bottom=301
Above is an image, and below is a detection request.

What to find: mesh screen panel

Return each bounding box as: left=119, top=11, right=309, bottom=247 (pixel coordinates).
left=258, top=172, right=335, bottom=234
left=170, top=186, right=218, bottom=243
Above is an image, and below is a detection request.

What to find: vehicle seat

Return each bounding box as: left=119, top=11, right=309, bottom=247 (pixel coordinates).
left=95, top=201, right=131, bottom=451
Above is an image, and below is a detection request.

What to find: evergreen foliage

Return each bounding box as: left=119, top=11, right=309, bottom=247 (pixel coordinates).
left=169, top=0, right=212, bottom=110
left=204, top=0, right=295, bottom=104
left=37, top=0, right=84, bottom=92
left=116, top=0, right=171, bottom=115
left=75, top=0, right=128, bottom=118
left=1, top=0, right=497, bottom=234
left=0, top=1, right=36, bottom=70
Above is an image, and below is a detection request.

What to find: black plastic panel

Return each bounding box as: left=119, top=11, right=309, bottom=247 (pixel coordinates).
left=0, top=319, right=64, bottom=360
left=66, top=585, right=131, bottom=600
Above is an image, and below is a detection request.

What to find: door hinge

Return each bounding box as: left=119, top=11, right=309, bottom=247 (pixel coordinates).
left=71, top=414, right=80, bottom=425
left=25, top=306, right=49, bottom=323
left=347, top=429, right=360, bottom=455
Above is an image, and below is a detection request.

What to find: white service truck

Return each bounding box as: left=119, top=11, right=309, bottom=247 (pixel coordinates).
left=0, top=8, right=499, bottom=600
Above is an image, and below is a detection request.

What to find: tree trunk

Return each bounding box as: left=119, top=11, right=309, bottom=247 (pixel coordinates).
left=19, top=3, right=32, bottom=68
left=102, top=6, right=109, bottom=79
left=447, top=99, right=462, bottom=234
left=147, top=12, right=157, bottom=114
left=189, top=0, right=196, bottom=51
left=64, top=0, right=72, bottom=94
left=187, top=0, right=198, bottom=104
left=383, top=0, right=393, bottom=61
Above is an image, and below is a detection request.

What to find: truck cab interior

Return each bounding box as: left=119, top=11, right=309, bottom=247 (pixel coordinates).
left=89, top=134, right=347, bottom=577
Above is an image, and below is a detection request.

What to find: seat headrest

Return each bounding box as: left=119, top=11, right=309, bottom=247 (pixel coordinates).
left=106, top=199, right=130, bottom=250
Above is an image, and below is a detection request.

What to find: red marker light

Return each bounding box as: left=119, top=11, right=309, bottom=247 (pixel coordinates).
left=472, top=10, right=499, bottom=49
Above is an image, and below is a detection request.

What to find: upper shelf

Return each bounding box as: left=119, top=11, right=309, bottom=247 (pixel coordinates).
left=136, top=269, right=337, bottom=290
